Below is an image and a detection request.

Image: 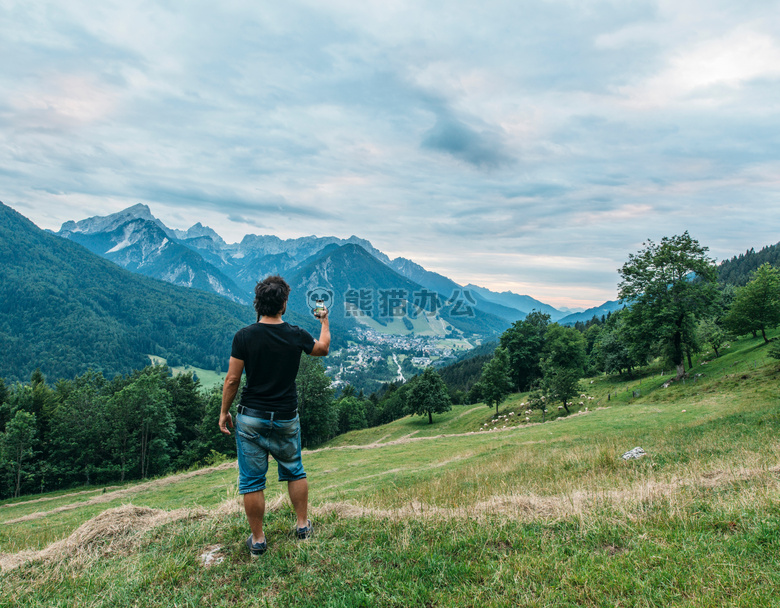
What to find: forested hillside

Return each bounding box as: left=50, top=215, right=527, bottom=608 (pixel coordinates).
left=0, top=202, right=311, bottom=382
left=437, top=341, right=498, bottom=393
left=719, top=241, right=780, bottom=286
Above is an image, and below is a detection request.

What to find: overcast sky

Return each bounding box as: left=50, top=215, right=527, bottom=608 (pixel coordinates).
left=3, top=0, right=779, bottom=308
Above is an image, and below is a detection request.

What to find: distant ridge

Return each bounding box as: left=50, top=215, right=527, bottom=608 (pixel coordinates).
left=464, top=284, right=563, bottom=320
left=0, top=201, right=318, bottom=382
left=557, top=300, right=625, bottom=325
left=286, top=243, right=512, bottom=338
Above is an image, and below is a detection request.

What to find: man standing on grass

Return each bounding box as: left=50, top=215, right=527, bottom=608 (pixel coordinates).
left=219, top=275, right=330, bottom=556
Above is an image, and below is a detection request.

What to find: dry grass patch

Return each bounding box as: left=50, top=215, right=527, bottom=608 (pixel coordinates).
left=0, top=505, right=205, bottom=572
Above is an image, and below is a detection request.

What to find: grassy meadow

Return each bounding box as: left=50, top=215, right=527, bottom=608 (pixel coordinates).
left=2, top=331, right=779, bottom=607
left=147, top=355, right=225, bottom=390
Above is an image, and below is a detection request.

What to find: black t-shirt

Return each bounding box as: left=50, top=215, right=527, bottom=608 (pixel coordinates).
left=231, top=322, right=316, bottom=412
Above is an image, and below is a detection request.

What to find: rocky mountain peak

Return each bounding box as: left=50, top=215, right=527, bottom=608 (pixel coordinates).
left=58, top=203, right=164, bottom=237
left=172, top=222, right=226, bottom=245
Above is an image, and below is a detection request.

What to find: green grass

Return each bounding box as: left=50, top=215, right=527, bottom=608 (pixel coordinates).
left=354, top=312, right=451, bottom=336
left=147, top=355, right=225, bottom=389
left=2, top=332, right=780, bottom=607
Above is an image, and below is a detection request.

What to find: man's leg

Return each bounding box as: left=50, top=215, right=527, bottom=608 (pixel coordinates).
left=243, top=490, right=265, bottom=543
left=287, top=478, right=308, bottom=529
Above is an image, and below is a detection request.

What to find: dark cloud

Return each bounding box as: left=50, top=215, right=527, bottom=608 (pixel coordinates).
left=227, top=214, right=267, bottom=229
left=421, top=115, right=514, bottom=169
left=131, top=184, right=339, bottom=221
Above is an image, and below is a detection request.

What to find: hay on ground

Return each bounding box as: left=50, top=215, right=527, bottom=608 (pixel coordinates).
left=0, top=504, right=204, bottom=572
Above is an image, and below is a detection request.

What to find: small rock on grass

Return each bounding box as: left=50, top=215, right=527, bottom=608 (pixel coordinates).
left=621, top=447, right=647, bottom=460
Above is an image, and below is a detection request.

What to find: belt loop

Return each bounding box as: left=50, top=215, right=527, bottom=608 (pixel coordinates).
left=269, top=411, right=275, bottom=422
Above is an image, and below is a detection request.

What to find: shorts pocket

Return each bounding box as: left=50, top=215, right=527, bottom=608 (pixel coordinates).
left=237, top=417, right=271, bottom=442
left=274, top=417, right=300, bottom=438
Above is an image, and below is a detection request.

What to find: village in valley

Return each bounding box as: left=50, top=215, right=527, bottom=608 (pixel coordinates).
left=325, top=326, right=476, bottom=392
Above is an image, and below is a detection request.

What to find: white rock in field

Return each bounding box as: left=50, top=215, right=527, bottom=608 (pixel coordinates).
left=200, top=545, right=225, bottom=567
left=621, top=447, right=647, bottom=460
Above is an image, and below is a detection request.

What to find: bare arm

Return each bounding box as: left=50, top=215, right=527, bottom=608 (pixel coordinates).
left=219, top=356, right=245, bottom=435
left=310, top=309, right=330, bottom=356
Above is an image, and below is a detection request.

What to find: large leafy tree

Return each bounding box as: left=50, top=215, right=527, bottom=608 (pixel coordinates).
left=618, top=232, right=717, bottom=379
left=407, top=366, right=452, bottom=424
left=724, top=263, right=780, bottom=344
left=0, top=378, right=9, bottom=432
left=297, top=357, right=337, bottom=447
left=50, top=382, right=108, bottom=487
left=177, top=383, right=237, bottom=468
left=165, top=371, right=204, bottom=453
left=335, top=396, right=368, bottom=434
left=499, top=311, right=550, bottom=391
left=697, top=318, right=726, bottom=358
left=2, top=410, right=37, bottom=498
left=541, top=325, right=586, bottom=414
left=475, top=347, right=513, bottom=415
left=591, top=311, right=639, bottom=375
left=542, top=325, right=586, bottom=371
left=106, top=373, right=175, bottom=480
left=541, top=366, right=582, bottom=415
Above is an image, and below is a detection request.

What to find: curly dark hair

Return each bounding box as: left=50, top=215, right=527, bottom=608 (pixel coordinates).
left=254, top=275, right=291, bottom=320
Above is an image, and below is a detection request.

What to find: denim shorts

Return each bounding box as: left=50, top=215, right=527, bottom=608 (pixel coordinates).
left=235, top=412, right=306, bottom=494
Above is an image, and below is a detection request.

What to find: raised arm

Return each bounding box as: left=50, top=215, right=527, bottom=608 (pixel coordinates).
left=310, top=308, right=330, bottom=356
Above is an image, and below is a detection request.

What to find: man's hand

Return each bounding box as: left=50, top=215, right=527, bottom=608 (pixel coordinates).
left=220, top=357, right=244, bottom=435
left=310, top=309, right=330, bottom=356
left=219, top=411, right=234, bottom=435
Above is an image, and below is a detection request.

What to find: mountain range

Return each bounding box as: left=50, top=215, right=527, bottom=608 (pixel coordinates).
left=0, top=200, right=517, bottom=381
left=54, top=204, right=610, bottom=328
left=1, top=201, right=285, bottom=382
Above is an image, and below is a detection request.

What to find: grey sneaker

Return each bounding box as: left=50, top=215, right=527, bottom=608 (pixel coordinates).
left=246, top=534, right=267, bottom=556
left=295, top=519, right=312, bottom=540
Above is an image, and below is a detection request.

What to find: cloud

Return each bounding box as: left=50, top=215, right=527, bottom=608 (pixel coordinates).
left=130, top=183, right=340, bottom=221
left=502, top=183, right=572, bottom=199
left=617, top=27, right=780, bottom=108
left=421, top=114, right=514, bottom=168
left=3, top=0, right=780, bottom=307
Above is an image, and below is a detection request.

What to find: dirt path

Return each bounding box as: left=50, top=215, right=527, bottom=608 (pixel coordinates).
left=308, top=463, right=780, bottom=521
left=307, top=417, right=553, bottom=452
left=1, top=486, right=122, bottom=509
left=392, top=353, right=405, bottom=382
